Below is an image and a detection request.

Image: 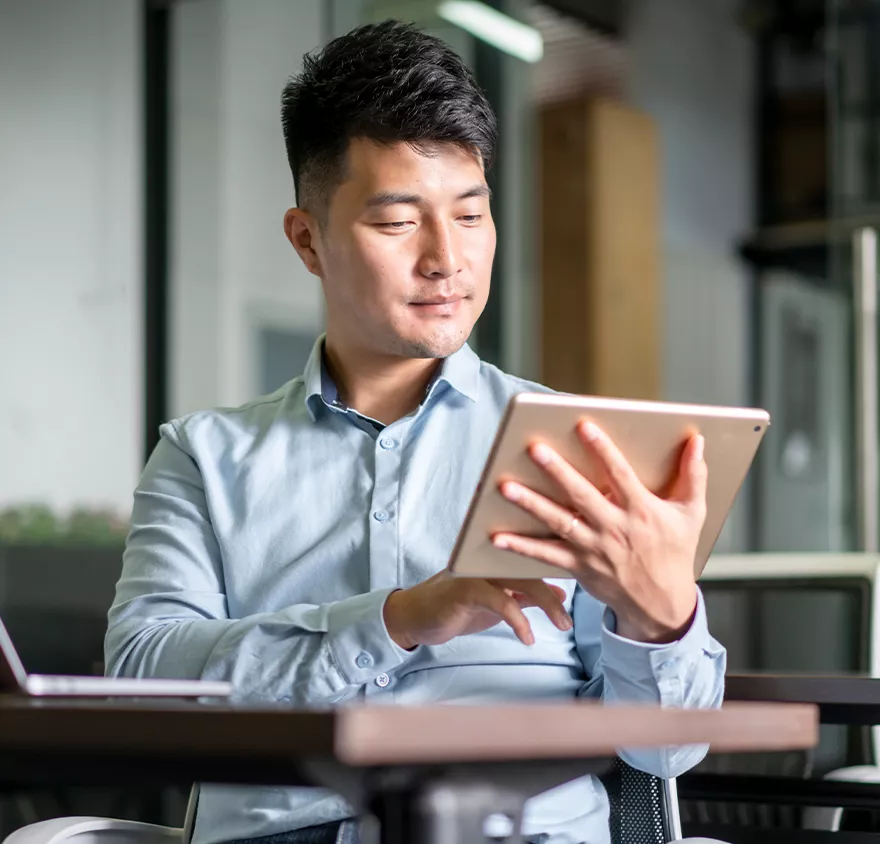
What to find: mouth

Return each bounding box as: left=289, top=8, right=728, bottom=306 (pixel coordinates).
left=409, top=295, right=467, bottom=316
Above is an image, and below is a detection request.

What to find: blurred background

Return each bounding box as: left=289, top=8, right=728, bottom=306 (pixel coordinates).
left=2, top=0, right=880, bottom=837
left=4, top=0, right=871, bottom=556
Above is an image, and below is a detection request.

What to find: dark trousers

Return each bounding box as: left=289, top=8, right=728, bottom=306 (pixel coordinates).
left=224, top=819, right=359, bottom=844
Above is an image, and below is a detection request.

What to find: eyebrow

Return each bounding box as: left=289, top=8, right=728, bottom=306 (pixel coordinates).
left=364, top=184, right=492, bottom=208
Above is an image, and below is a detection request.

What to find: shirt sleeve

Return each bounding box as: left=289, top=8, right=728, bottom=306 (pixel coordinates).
left=104, top=426, right=418, bottom=705
left=573, top=585, right=727, bottom=779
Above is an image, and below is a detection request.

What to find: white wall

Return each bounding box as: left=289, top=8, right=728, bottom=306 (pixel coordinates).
left=627, top=0, right=754, bottom=549
left=0, top=0, right=142, bottom=515
left=170, top=0, right=326, bottom=417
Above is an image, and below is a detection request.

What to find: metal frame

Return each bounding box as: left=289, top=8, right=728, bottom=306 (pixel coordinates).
left=143, top=0, right=170, bottom=462
left=662, top=777, right=683, bottom=842
left=471, top=0, right=505, bottom=369
left=854, top=227, right=879, bottom=553
left=360, top=759, right=609, bottom=844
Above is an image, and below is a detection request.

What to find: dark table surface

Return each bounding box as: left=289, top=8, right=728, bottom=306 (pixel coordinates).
left=0, top=697, right=817, bottom=791
left=726, top=673, right=880, bottom=724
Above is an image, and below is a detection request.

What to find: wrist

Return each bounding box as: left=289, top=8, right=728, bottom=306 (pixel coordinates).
left=613, top=586, right=698, bottom=644
left=383, top=589, right=417, bottom=651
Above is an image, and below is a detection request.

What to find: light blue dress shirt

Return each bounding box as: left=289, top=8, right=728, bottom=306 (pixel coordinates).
left=105, top=337, right=727, bottom=844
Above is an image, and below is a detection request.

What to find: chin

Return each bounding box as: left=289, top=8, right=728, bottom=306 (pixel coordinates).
left=389, top=323, right=473, bottom=359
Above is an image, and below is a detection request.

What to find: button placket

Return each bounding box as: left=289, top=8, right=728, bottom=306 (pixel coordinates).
left=365, top=422, right=408, bottom=700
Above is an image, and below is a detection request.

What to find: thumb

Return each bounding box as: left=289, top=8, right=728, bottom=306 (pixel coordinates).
left=670, top=434, right=707, bottom=509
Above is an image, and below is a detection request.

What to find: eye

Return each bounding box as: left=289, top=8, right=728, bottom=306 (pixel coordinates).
left=377, top=221, right=413, bottom=230
left=460, top=215, right=482, bottom=224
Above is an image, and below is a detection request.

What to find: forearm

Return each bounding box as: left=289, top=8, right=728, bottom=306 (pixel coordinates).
left=105, top=588, right=413, bottom=705
left=579, top=589, right=727, bottom=777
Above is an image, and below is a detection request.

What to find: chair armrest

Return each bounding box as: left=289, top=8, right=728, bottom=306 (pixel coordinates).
left=3, top=816, right=182, bottom=844
left=802, top=765, right=880, bottom=831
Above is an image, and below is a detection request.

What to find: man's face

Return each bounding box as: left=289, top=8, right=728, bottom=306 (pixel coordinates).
left=291, top=138, right=496, bottom=359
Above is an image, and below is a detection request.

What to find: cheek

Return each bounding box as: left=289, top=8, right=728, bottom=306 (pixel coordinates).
left=466, top=226, right=497, bottom=279
left=353, top=234, right=414, bottom=296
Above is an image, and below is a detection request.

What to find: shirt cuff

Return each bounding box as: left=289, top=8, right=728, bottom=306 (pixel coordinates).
left=326, top=588, right=418, bottom=686
left=601, top=588, right=719, bottom=706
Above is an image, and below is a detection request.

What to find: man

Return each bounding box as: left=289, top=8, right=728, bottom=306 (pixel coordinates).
left=106, top=20, right=727, bottom=844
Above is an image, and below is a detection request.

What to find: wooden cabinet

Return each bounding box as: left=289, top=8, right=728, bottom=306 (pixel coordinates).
left=540, top=97, right=661, bottom=399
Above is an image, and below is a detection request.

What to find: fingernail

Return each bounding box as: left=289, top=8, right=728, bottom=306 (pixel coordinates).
left=559, top=613, right=573, bottom=630
left=580, top=421, right=600, bottom=442
left=531, top=443, right=553, bottom=465
left=493, top=535, right=510, bottom=550
left=501, top=482, right=521, bottom=502
left=694, top=435, right=705, bottom=462
left=525, top=632, right=535, bottom=646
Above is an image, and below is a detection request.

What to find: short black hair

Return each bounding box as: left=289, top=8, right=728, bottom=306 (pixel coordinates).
left=281, top=20, right=497, bottom=217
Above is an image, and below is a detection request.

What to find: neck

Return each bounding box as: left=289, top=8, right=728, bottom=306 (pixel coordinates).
left=323, top=337, right=443, bottom=426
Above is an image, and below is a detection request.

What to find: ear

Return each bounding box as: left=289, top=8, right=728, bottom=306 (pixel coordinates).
left=284, top=207, right=323, bottom=277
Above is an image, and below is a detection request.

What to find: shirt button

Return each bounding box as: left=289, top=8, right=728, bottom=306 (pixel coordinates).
left=379, top=437, right=398, bottom=450
left=373, top=510, right=390, bottom=523
left=355, top=652, right=373, bottom=669
left=375, top=673, right=390, bottom=688
left=658, top=659, right=676, bottom=671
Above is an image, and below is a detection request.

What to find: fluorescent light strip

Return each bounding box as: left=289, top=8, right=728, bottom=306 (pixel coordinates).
left=437, top=0, right=544, bottom=63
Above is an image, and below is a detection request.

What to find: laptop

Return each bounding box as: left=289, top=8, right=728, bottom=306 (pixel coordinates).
left=0, top=616, right=232, bottom=698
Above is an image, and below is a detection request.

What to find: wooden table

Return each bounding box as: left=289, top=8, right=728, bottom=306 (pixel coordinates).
left=0, top=697, right=816, bottom=844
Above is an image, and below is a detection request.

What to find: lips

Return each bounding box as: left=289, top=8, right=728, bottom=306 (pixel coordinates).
left=410, top=296, right=465, bottom=306
left=409, top=297, right=465, bottom=316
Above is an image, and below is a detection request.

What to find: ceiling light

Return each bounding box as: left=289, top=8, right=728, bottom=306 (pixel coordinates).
left=437, top=0, right=544, bottom=63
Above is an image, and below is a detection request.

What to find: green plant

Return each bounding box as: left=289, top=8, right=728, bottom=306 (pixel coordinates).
left=0, top=504, right=128, bottom=545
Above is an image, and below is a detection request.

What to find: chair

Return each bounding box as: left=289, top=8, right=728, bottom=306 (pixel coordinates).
left=1, top=786, right=199, bottom=844
left=601, top=758, right=683, bottom=844
left=801, top=764, right=880, bottom=832
left=3, top=761, right=683, bottom=844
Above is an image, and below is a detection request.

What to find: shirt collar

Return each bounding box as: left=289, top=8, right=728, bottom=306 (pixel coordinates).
left=303, top=334, right=481, bottom=421
left=303, top=335, right=327, bottom=421
left=429, top=340, right=481, bottom=403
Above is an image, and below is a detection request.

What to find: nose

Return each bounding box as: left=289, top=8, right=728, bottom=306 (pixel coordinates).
left=417, top=219, right=460, bottom=280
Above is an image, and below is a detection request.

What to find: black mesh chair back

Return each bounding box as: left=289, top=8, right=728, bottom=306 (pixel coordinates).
left=601, top=757, right=674, bottom=844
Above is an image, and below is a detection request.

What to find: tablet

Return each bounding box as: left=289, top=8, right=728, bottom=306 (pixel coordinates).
left=447, top=393, right=770, bottom=580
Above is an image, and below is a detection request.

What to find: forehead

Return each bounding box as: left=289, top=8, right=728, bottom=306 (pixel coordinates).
left=340, top=138, right=487, bottom=201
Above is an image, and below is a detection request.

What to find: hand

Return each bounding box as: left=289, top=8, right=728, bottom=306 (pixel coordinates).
left=492, top=421, right=707, bottom=644
left=383, top=570, right=573, bottom=650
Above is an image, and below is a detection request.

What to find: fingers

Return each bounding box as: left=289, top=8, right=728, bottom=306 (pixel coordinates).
left=492, top=533, right=580, bottom=576
left=575, top=421, right=644, bottom=507
left=476, top=585, right=536, bottom=645
left=494, top=579, right=566, bottom=603
left=527, top=443, right=619, bottom=526
left=499, top=480, right=598, bottom=546
left=512, top=579, right=573, bottom=631
left=670, top=433, right=708, bottom=518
